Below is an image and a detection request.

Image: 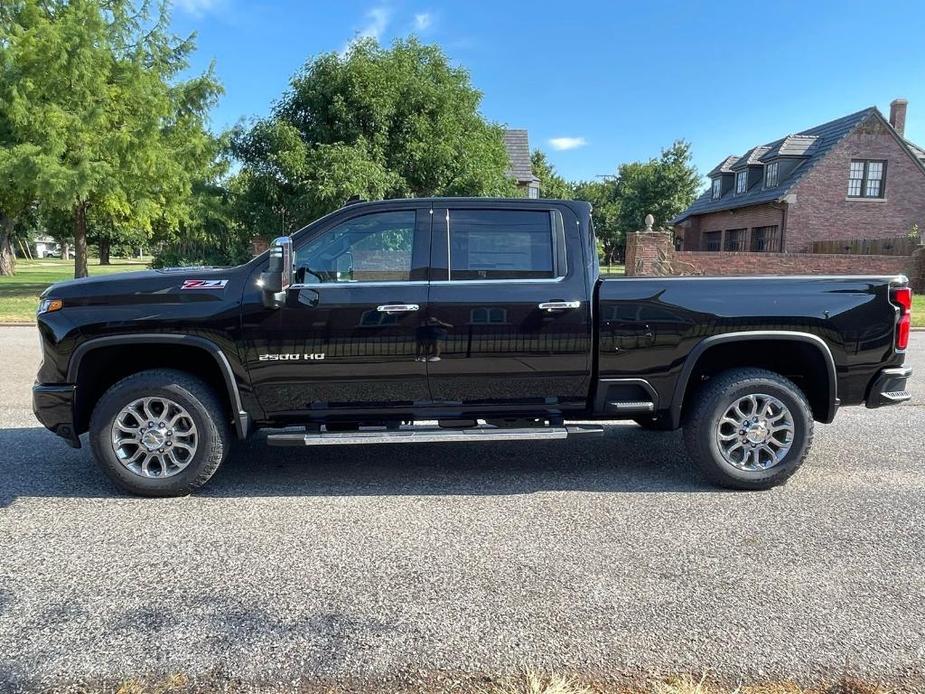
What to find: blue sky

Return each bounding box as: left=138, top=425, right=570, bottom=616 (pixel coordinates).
left=170, top=0, right=925, bottom=186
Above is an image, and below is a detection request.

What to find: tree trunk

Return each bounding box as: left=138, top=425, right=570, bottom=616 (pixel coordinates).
left=99, top=238, right=111, bottom=265
left=0, top=216, right=15, bottom=277
left=62, top=242, right=70, bottom=261
left=73, top=202, right=89, bottom=278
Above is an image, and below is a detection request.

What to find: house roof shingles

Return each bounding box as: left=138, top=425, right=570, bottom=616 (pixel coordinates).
left=502, top=129, right=539, bottom=184
left=674, top=107, right=925, bottom=223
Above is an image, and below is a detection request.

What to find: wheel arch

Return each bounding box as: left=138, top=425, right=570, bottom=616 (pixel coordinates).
left=68, top=334, right=250, bottom=439
left=670, top=331, right=838, bottom=428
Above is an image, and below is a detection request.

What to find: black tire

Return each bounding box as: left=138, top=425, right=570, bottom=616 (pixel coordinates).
left=683, top=368, right=814, bottom=490
left=633, top=415, right=675, bottom=431
left=88, top=369, right=232, bottom=497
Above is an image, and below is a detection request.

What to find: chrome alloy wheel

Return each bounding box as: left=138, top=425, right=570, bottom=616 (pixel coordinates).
left=716, top=393, right=794, bottom=471
left=110, top=397, right=198, bottom=478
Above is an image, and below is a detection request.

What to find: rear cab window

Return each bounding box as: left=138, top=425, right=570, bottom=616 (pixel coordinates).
left=432, top=207, right=567, bottom=282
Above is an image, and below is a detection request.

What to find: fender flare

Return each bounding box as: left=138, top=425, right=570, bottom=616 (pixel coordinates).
left=669, top=330, right=838, bottom=428
left=68, top=334, right=250, bottom=438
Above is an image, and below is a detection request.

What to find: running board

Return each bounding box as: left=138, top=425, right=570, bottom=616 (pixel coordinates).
left=267, top=424, right=603, bottom=447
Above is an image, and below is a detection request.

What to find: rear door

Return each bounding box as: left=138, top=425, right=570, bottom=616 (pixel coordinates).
left=424, top=203, right=592, bottom=412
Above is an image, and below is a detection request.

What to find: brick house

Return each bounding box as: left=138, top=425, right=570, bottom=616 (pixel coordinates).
left=674, top=100, right=925, bottom=252
left=502, top=129, right=540, bottom=198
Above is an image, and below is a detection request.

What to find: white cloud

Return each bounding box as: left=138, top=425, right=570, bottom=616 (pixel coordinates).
left=414, top=12, right=432, bottom=31
left=548, top=136, right=588, bottom=151
left=172, top=0, right=223, bottom=18
left=342, top=6, right=392, bottom=55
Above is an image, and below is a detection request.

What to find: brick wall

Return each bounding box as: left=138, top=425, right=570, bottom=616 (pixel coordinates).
left=679, top=203, right=785, bottom=251
left=676, top=251, right=910, bottom=277
left=787, top=115, right=925, bottom=251
left=626, top=230, right=925, bottom=291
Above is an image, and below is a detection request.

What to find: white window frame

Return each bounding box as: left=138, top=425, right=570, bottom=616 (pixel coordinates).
left=765, top=162, right=779, bottom=188
left=711, top=178, right=722, bottom=199
left=848, top=159, right=886, bottom=198
left=735, top=170, right=748, bottom=195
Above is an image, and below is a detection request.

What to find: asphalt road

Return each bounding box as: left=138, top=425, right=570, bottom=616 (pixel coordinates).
left=1, top=326, right=924, bottom=691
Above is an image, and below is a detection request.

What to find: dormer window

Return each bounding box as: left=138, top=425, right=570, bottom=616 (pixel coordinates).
left=735, top=170, right=748, bottom=195
left=765, top=161, right=779, bottom=188
left=711, top=178, right=722, bottom=199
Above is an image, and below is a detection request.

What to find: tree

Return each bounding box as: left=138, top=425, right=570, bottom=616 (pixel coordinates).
left=233, top=38, right=514, bottom=233
left=614, top=139, right=700, bottom=235
left=0, top=0, right=221, bottom=278
left=573, top=179, right=622, bottom=265
left=530, top=150, right=572, bottom=199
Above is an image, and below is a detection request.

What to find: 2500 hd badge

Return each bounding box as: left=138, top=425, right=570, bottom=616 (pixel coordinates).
left=258, top=353, right=326, bottom=361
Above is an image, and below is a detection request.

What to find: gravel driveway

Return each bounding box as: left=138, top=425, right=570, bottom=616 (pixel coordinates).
left=0, top=326, right=923, bottom=691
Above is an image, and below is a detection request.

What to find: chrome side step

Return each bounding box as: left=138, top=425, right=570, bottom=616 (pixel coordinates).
left=267, top=424, right=603, bottom=447
left=607, top=400, right=655, bottom=414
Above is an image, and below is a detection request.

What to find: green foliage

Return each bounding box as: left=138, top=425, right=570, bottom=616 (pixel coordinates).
left=572, top=178, right=622, bottom=264
left=614, top=139, right=700, bottom=235
left=530, top=150, right=572, bottom=199
left=0, top=0, right=222, bottom=277
left=233, top=37, right=514, bottom=234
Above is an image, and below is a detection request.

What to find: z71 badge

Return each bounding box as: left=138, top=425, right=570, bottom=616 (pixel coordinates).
left=181, top=279, right=228, bottom=290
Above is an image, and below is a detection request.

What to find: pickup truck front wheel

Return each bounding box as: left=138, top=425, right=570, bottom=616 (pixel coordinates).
left=88, top=369, right=231, bottom=497
left=683, top=368, right=813, bottom=490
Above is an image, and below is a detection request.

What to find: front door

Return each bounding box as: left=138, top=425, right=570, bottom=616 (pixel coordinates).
left=241, top=205, right=431, bottom=417
left=424, top=204, right=592, bottom=413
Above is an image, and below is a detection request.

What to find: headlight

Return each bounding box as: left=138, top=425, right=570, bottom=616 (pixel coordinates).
left=37, top=298, right=63, bottom=315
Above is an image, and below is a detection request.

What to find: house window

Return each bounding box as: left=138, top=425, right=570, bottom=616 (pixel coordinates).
left=724, top=228, right=748, bottom=251
left=848, top=160, right=886, bottom=198
left=704, top=231, right=722, bottom=251
left=765, top=162, right=779, bottom=188
left=527, top=183, right=540, bottom=199
left=751, top=225, right=781, bottom=252
left=735, top=171, right=748, bottom=195
left=711, top=178, right=722, bottom=199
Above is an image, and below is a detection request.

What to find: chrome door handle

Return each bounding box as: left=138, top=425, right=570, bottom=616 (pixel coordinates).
left=538, top=301, right=581, bottom=311
left=377, top=303, right=420, bottom=314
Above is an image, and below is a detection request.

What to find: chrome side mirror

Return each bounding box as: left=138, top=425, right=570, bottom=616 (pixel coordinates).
left=259, top=236, right=293, bottom=309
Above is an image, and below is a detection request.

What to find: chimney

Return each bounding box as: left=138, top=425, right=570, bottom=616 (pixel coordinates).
left=890, top=98, right=908, bottom=137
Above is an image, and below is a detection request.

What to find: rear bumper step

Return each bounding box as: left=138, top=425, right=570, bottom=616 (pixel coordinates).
left=866, top=366, right=913, bottom=408
left=267, top=424, right=603, bottom=447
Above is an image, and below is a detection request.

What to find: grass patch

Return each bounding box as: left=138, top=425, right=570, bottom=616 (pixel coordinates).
left=0, top=258, right=149, bottom=323
left=601, top=264, right=626, bottom=276
left=912, top=294, right=924, bottom=328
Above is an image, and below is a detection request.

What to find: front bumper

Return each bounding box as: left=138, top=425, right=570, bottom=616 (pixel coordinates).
left=32, top=384, right=81, bottom=448
left=866, top=366, right=913, bottom=409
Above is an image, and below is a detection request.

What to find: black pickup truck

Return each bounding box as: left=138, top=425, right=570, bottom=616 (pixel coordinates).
left=33, top=198, right=913, bottom=496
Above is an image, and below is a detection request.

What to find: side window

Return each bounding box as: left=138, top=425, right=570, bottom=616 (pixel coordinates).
left=448, top=209, right=562, bottom=281
left=294, top=210, right=416, bottom=284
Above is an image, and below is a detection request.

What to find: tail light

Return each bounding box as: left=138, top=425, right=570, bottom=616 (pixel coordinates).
left=892, top=287, right=912, bottom=350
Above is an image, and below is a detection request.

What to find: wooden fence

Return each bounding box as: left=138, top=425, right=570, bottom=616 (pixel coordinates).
left=812, top=237, right=919, bottom=256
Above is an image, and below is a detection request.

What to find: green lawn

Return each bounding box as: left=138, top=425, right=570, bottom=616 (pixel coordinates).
left=601, top=264, right=625, bottom=276
left=0, top=258, right=150, bottom=323
left=914, top=294, right=924, bottom=328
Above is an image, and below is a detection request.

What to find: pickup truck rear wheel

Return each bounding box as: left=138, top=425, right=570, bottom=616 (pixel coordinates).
left=88, top=369, right=231, bottom=497
left=683, top=368, right=813, bottom=490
